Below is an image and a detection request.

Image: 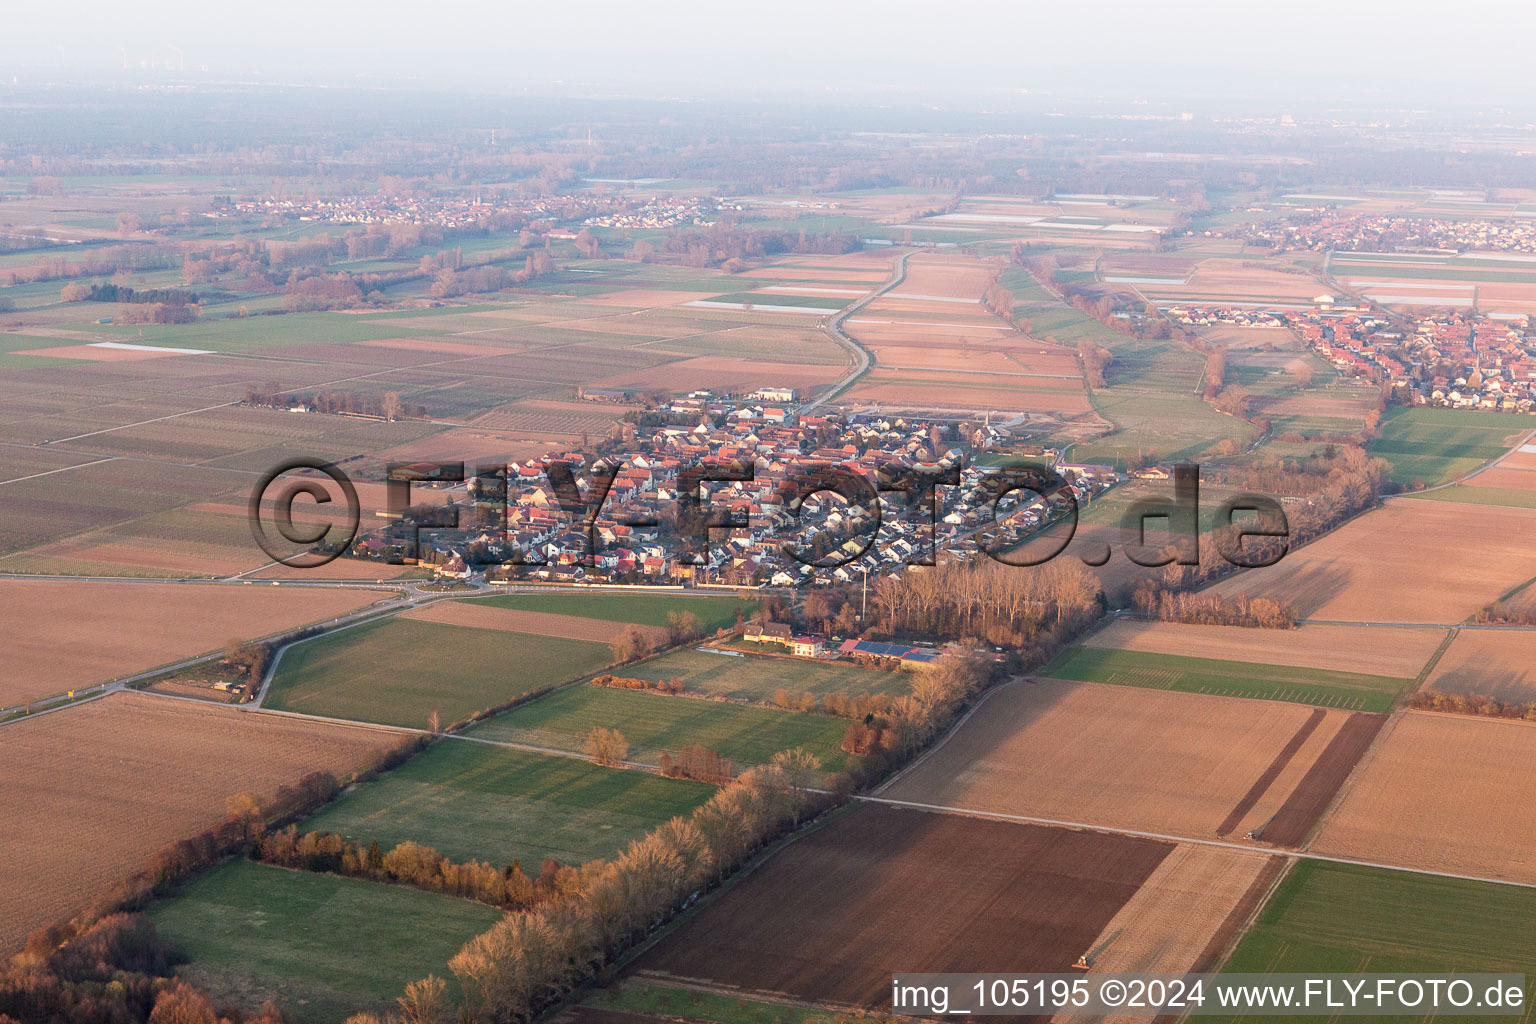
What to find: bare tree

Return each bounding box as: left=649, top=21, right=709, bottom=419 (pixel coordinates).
left=585, top=727, right=629, bottom=766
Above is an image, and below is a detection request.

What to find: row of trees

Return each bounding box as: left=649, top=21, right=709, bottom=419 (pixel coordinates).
left=870, top=559, right=1104, bottom=649
left=590, top=674, right=685, bottom=694
left=222, top=637, right=273, bottom=683
left=243, top=386, right=425, bottom=420
left=658, top=744, right=735, bottom=783
left=1078, top=338, right=1113, bottom=389
left=114, top=302, right=197, bottom=324
left=60, top=282, right=199, bottom=305
left=1129, top=588, right=1297, bottom=629
left=255, top=829, right=570, bottom=912
left=1472, top=599, right=1536, bottom=626
left=1409, top=690, right=1536, bottom=721
left=353, top=754, right=833, bottom=1024
left=639, top=226, right=861, bottom=269
left=0, top=913, right=291, bottom=1024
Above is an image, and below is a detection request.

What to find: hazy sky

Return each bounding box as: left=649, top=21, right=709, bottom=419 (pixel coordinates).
left=6, top=0, right=1536, bottom=108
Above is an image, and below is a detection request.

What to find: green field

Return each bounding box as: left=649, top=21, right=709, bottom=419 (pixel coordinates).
left=1044, top=646, right=1409, bottom=711
left=149, top=859, right=500, bottom=1023
left=1405, top=484, right=1536, bottom=509
left=622, top=647, right=908, bottom=701
left=1201, top=860, right=1536, bottom=1023
left=467, top=685, right=853, bottom=770
left=708, top=291, right=850, bottom=309
left=300, top=739, right=716, bottom=866
left=1368, top=408, right=1527, bottom=487
left=468, top=592, right=754, bottom=633
left=264, top=618, right=612, bottom=728
left=1075, top=391, right=1254, bottom=467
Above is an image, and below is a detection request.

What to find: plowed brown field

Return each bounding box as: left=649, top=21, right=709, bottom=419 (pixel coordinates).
left=632, top=804, right=1170, bottom=1011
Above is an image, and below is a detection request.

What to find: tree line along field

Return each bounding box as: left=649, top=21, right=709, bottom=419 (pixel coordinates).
left=620, top=647, right=909, bottom=701
left=465, top=684, right=855, bottom=772
left=297, top=739, right=717, bottom=867
left=263, top=617, right=613, bottom=729
left=1043, top=646, right=1412, bottom=711
left=1202, top=860, right=1536, bottom=1024
left=148, top=859, right=502, bottom=1024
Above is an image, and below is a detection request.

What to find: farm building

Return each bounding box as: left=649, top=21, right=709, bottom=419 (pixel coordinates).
left=836, top=639, right=944, bottom=667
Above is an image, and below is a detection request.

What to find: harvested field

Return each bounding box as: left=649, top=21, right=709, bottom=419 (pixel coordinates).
left=881, top=679, right=1356, bottom=844
left=1258, top=713, right=1385, bottom=846
left=632, top=804, right=1171, bottom=1010
left=1137, top=262, right=1324, bottom=302
left=593, top=356, right=847, bottom=395
left=1083, top=620, right=1448, bottom=679
left=1466, top=465, right=1536, bottom=492
left=471, top=400, right=628, bottom=434
left=1425, top=629, right=1536, bottom=699
left=842, top=370, right=1093, bottom=414
left=0, top=692, right=394, bottom=954
left=401, top=600, right=670, bottom=645
left=1312, top=712, right=1536, bottom=883
left=1199, top=325, right=1300, bottom=350
left=1208, top=500, right=1536, bottom=623
left=0, top=579, right=391, bottom=707
left=355, top=337, right=521, bottom=356
left=1072, top=845, right=1276, bottom=985
left=372, top=426, right=577, bottom=466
